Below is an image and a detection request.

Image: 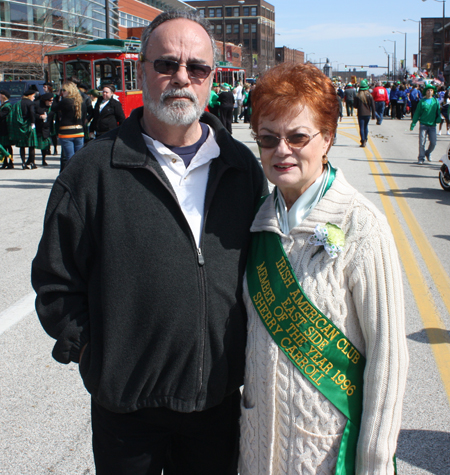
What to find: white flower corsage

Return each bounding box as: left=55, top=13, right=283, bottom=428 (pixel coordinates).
left=309, top=223, right=345, bottom=259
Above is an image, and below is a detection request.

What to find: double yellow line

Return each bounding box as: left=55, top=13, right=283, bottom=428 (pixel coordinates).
left=337, top=120, right=450, bottom=403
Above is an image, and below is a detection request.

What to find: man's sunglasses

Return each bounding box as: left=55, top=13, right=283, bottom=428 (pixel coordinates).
left=255, top=132, right=320, bottom=149
left=139, top=54, right=212, bottom=79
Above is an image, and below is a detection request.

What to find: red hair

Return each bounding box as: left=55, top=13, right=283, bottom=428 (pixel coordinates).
left=251, top=63, right=339, bottom=140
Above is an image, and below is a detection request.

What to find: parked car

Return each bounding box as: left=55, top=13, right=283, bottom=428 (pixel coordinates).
left=0, top=80, right=46, bottom=104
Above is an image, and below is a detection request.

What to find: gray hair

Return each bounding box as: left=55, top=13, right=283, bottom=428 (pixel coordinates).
left=140, top=10, right=219, bottom=65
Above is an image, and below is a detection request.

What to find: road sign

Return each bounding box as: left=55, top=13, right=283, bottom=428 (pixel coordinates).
left=369, top=65, right=378, bottom=68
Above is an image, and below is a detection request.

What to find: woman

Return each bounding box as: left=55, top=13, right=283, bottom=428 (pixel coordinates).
left=34, top=93, right=54, bottom=166
left=389, top=84, right=398, bottom=119
left=239, top=63, right=408, bottom=475
left=354, top=79, right=375, bottom=147
left=51, top=82, right=86, bottom=166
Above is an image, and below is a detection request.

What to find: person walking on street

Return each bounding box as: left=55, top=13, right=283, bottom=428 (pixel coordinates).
left=396, top=85, right=407, bottom=120
left=90, top=84, right=125, bottom=138
left=409, top=84, right=422, bottom=118
left=410, top=83, right=441, bottom=164
left=32, top=10, right=267, bottom=475
left=0, top=90, right=14, bottom=169
left=34, top=93, right=54, bottom=166
left=354, top=79, right=375, bottom=147
left=219, top=83, right=234, bottom=133
left=438, top=88, right=450, bottom=135
left=344, top=83, right=356, bottom=116
left=372, top=81, right=389, bottom=125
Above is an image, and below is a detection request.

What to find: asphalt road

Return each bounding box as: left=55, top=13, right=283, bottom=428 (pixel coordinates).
left=1, top=113, right=449, bottom=474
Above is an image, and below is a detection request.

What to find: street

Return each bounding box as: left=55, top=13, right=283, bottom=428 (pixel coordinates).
left=1, top=114, right=450, bottom=474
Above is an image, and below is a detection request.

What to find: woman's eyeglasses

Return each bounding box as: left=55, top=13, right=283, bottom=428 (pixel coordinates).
left=140, top=55, right=212, bottom=79
left=255, top=132, right=320, bottom=149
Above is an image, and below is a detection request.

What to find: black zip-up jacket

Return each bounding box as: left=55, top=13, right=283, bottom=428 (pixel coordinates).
left=91, top=97, right=125, bottom=135
left=32, top=108, right=267, bottom=414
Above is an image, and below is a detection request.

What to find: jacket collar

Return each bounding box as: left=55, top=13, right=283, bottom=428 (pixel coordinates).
left=111, top=107, right=248, bottom=171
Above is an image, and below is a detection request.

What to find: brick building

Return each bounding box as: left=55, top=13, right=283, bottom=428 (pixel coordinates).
left=275, top=46, right=304, bottom=65
left=186, top=0, right=275, bottom=77
left=420, top=16, right=450, bottom=78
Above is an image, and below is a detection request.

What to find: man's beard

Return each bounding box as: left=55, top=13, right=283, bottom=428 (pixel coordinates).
left=142, top=70, right=210, bottom=126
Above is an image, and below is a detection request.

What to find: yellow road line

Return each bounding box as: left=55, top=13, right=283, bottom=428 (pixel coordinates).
left=367, top=135, right=450, bottom=316
left=336, top=121, right=450, bottom=402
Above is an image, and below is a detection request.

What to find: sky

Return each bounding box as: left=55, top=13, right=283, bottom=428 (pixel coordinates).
left=272, top=0, right=443, bottom=77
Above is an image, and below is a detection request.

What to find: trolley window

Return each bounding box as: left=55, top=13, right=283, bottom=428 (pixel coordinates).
left=49, top=60, right=63, bottom=86
left=124, top=60, right=137, bottom=90
left=65, top=60, right=91, bottom=86
left=94, top=59, right=122, bottom=91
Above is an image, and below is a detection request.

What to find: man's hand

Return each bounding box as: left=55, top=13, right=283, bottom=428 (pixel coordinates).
left=79, top=343, right=88, bottom=364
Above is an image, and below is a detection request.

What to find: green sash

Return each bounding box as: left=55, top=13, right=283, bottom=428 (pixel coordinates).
left=247, top=229, right=366, bottom=475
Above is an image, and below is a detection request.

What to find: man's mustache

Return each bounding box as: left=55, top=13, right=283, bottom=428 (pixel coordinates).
left=161, top=89, right=198, bottom=104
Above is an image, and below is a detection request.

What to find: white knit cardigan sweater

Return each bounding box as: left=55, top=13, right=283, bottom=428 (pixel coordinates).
left=239, top=169, right=408, bottom=475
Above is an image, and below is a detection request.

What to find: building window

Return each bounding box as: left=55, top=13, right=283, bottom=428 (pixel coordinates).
left=216, top=8, right=222, bottom=17
left=251, top=23, right=256, bottom=33
left=226, top=23, right=231, bottom=34
left=233, top=7, right=239, bottom=16
left=216, top=23, right=222, bottom=33
left=225, top=7, right=232, bottom=16
left=244, top=38, right=249, bottom=48
left=243, top=6, right=249, bottom=16
left=233, top=24, right=239, bottom=34
left=252, top=38, right=257, bottom=50
left=244, top=23, right=249, bottom=34
left=251, top=7, right=257, bottom=16
left=198, top=8, right=205, bottom=18
left=208, top=8, right=215, bottom=17
left=211, top=24, right=214, bottom=32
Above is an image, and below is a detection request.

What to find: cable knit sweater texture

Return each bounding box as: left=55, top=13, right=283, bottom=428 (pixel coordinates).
left=239, top=169, right=408, bottom=475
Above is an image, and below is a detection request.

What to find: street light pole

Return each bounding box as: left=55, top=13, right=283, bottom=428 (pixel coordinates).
left=404, top=19, right=421, bottom=70
left=393, top=31, right=407, bottom=75
left=384, top=40, right=397, bottom=80
left=380, top=45, right=391, bottom=79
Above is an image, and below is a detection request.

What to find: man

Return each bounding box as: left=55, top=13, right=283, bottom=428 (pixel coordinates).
left=410, top=83, right=441, bottom=164
left=32, top=10, right=267, bottom=475
left=344, top=83, right=356, bottom=116
left=208, top=82, right=220, bottom=117
left=218, top=83, right=234, bottom=133
left=0, top=90, right=13, bottom=169
left=90, top=84, right=125, bottom=138
left=409, top=84, right=422, bottom=118
left=372, top=81, right=389, bottom=125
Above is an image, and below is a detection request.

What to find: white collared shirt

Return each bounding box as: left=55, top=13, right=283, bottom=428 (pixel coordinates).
left=99, top=99, right=109, bottom=112
left=141, top=125, right=220, bottom=247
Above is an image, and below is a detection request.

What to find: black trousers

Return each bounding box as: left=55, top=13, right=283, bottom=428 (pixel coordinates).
left=91, top=390, right=241, bottom=475
left=219, top=106, right=233, bottom=134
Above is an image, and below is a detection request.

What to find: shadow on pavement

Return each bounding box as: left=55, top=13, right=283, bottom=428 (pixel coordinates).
left=434, top=234, right=450, bottom=241
left=0, top=178, right=55, bottom=189
left=407, top=328, right=450, bottom=345
left=397, top=429, right=450, bottom=474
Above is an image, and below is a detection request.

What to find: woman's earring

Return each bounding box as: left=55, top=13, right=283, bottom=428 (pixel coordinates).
left=322, top=154, right=328, bottom=164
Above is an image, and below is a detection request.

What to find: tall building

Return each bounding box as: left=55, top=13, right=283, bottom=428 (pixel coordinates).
left=0, top=0, right=193, bottom=80
left=420, top=16, right=450, bottom=78
left=186, top=0, right=275, bottom=77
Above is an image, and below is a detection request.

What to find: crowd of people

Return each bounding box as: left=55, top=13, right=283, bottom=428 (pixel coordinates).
left=208, top=81, right=255, bottom=134
left=0, top=79, right=125, bottom=170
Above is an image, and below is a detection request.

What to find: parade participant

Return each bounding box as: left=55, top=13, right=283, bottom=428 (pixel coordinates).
left=389, top=84, right=398, bottom=119
left=50, top=82, right=86, bottom=166
left=43, top=82, right=59, bottom=155
left=0, top=89, right=13, bottom=169
left=9, top=89, right=38, bottom=169
left=354, top=79, right=375, bottom=147
left=90, top=84, right=125, bottom=138
left=208, top=82, right=221, bottom=117
left=32, top=10, right=267, bottom=475
left=219, top=83, right=234, bottom=133
left=344, top=83, right=356, bottom=116
left=239, top=62, right=408, bottom=475
left=372, top=81, right=389, bottom=124
left=34, top=93, right=55, bottom=166
left=410, top=83, right=441, bottom=163
left=396, top=85, right=407, bottom=119
left=409, top=84, right=422, bottom=118
left=438, top=88, right=450, bottom=135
